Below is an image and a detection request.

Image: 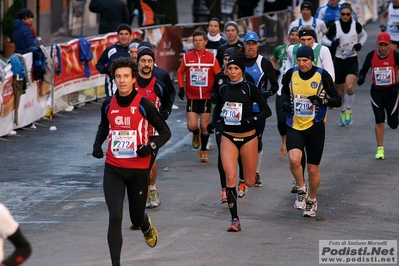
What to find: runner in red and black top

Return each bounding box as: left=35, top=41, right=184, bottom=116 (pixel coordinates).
left=135, top=47, right=171, bottom=209
left=357, top=32, right=399, bottom=160
left=92, top=57, right=171, bottom=266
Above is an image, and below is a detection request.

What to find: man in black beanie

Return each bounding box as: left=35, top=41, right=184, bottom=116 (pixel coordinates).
left=134, top=46, right=171, bottom=211
left=280, top=44, right=341, bottom=218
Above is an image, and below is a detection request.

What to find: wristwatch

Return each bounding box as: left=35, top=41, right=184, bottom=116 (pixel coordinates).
left=149, top=142, right=157, bottom=150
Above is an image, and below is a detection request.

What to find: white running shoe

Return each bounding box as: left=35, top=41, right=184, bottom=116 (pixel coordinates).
left=294, top=189, right=308, bottom=210
left=303, top=200, right=318, bottom=217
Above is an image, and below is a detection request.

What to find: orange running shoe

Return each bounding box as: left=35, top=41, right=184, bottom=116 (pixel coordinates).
left=199, top=150, right=209, bottom=163
left=220, top=188, right=227, bottom=204
left=227, top=218, right=241, bottom=232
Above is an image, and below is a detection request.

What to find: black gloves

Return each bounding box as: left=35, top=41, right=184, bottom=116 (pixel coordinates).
left=92, top=141, right=104, bottom=159
left=281, top=100, right=292, bottom=113
left=136, top=144, right=152, bottom=157
left=275, top=69, right=281, bottom=77
left=307, top=95, right=323, bottom=105
left=357, top=77, right=365, bottom=86
left=380, top=24, right=387, bottom=32
left=261, top=90, right=273, bottom=101
left=207, top=123, right=215, bottom=134
left=103, top=67, right=111, bottom=76
left=353, top=43, right=362, bottom=51
left=159, top=107, right=170, bottom=120
left=331, top=38, right=340, bottom=48
left=178, top=88, right=185, bottom=100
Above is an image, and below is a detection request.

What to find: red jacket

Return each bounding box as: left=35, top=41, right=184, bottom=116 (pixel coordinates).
left=177, top=49, right=220, bottom=100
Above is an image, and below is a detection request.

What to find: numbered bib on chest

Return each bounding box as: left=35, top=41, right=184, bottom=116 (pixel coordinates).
left=374, top=67, right=393, bottom=86
left=221, top=102, right=243, bottom=125
left=294, top=95, right=315, bottom=117
left=111, top=130, right=137, bottom=158
left=190, top=68, right=209, bottom=87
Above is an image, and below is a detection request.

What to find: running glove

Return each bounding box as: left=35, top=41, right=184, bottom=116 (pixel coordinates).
left=357, top=77, right=365, bottom=86
left=307, top=95, right=323, bottom=105
left=380, top=24, right=387, bottom=32
left=281, top=99, right=291, bottom=113
left=92, top=141, right=104, bottom=159
left=261, top=90, right=273, bottom=101
left=178, top=88, right=185, bottom=100
left=331, top=38, right=340, bottom=48
left=353, top=43, right=362, bottom=51
left=136, top=145, right=152, bottom=157
left=159, top=107, right=170, bottom=120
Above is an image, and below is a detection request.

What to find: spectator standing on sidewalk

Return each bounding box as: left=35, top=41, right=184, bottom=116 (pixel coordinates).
left=205, top=18, right=227, bottom=56
left=0, top=203, right=32, bottom=266
left=13, top=8, right=41, bottom=54
left=357, top=32, right=399, bottom=160
left=89, top=0, right=129, bottom=34
left=177, top=30, right=221, bottom=163
left=92, top=57, right=171, bottom=266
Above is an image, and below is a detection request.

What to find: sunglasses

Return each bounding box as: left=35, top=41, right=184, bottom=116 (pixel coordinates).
left=341, top=12, right=351, bottom=16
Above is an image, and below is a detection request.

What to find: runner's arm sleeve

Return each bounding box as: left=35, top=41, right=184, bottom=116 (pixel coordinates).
left=140, top=98, right=172, bottom=148
left=156, top=80, right=172, bottom=113
left=94, top=98, right=111, bottom=144
left=356, top=24, right=368, bottom=45
left=320, top=47, right=335, bottom=82
left=358, top=51, right=373, bottom=79
left=250, top=83, right=272, bottom=120
left=321, top=70, right=341, bottom=108
left=2, top=227, right=32, bottom=266
left=176, top=58, right=186, bottom=88
left=263, top=59, right=279, bottom=95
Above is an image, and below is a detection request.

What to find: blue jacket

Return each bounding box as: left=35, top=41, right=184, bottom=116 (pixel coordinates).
left=13, top=19, right=38, bottom=54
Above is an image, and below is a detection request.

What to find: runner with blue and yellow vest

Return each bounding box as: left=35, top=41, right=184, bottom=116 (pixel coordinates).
left=281, top=45, right=341, bottom=218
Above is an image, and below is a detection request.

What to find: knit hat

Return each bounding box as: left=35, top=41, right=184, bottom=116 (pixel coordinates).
left=296, top=45, right=314, bottom=61
left=16, top=8, right=34, bottom=20
left=301, top=1, right=313, bottom=10
left=129, top=42, right=140, bottom=49
left=299, top=28, right=316, bottom=40
left=227, top=53, right=246, bottom=73
left=289, top=26, right=300, bottom=34
left=137, top=48, right=155, bottom=61
left=224, top=21, right=239, bottom=32
left=117, top=23, right=132, bottom=34
left=223, top=47, right=236, bottom=58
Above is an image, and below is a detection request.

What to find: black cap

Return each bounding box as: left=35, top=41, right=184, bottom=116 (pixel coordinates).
left=301, top=1, right=313, bottom=10
left=117, top=23, right=132, bottom=34
left=227, top=53, right=246, bottom=74
left=297, top=45, right=314, bottom=61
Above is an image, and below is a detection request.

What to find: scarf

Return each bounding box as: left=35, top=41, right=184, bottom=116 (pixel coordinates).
left=207, top=32, right=222, bottom=42
left=24, top=22, right=37, bottom=38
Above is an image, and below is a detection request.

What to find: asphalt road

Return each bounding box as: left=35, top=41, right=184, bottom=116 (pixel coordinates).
left=0, top=21, right=398, bottom=266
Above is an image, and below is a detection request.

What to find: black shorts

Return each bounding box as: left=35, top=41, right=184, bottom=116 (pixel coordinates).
left=286, top=122, right=325, bottom=165
left=334, top=57, right=359, bottom=84
left=186, top=99, right=212, bottom=114
left=371, top=85, right=399, bottom=128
